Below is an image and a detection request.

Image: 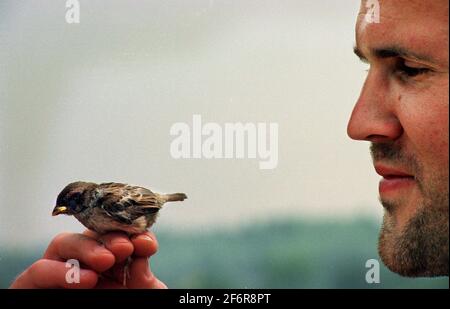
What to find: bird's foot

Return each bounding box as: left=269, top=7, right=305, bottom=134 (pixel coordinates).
left=122, top=256, right=132, bottom=287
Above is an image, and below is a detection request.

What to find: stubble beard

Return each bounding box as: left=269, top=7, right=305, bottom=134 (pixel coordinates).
left=372, top=142, right=449, bottom=277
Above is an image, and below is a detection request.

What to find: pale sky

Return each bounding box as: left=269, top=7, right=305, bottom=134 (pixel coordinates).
left=0, top=0, right=382, bottom=246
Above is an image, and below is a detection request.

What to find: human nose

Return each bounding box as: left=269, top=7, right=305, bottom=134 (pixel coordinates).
left=347, top=69, right=403, bottom=143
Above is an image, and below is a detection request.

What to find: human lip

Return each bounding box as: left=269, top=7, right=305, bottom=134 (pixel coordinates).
left=374, top=164, right=416, bottom=194
left=375, top=165, right=414, bottom=179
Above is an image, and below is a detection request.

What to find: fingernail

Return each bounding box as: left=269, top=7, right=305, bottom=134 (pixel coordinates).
left=140, top=235, right=153, bottom=242
left=111, top=238, right=130, bottom=245
left=94, top=246, right=110, bottom=255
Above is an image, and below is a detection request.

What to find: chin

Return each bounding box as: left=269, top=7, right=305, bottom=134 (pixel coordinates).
left=378, top=206, right=449, bottom=277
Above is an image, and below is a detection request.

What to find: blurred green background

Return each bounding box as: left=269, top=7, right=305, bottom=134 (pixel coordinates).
left=1, top=218, right=447, bottom=288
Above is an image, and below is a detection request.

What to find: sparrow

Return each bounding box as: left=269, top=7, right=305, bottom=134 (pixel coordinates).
left=52, top=181, right=187, bottom=286
left=52, top=181, right=187, bottom=234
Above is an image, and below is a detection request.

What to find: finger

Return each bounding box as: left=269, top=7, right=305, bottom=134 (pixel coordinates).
left=43, top=233, right=115, bottom=272
left=126, top=257, right=167, bottom=289
left=85, top=230, right=159, bottom=258
left=99, top=232, right=134, bottom=263
left=10, top=259, right=98, bottom=289
left=131, top=232, right=158, bottom=257
left=83, top=229, right=100, bottom=239
left=83, top=230, right=134, bottom=263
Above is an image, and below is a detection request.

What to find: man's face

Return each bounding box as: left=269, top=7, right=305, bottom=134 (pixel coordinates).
left=348, top=0, right=449, bottom=277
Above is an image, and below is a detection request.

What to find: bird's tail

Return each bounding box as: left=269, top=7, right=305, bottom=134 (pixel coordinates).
left=162, top=193, right=188, bottom=203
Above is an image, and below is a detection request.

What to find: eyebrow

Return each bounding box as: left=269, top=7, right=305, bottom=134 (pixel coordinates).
left=353, top=45, right=435, bottom=64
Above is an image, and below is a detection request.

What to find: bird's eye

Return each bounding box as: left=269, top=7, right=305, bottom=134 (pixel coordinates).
left=68, top=199, right=79, bottom=211
left=68, top=192, right=82, bottom=211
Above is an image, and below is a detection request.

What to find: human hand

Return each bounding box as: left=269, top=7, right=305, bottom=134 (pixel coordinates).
left=9, top=230, right=167, bottom=289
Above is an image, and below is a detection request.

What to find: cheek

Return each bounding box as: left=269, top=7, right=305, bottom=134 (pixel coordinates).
left=397, top=90, right=449, bottom=175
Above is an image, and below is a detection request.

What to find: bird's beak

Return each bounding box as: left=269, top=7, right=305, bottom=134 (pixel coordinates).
left=52, top=206, right=68, bottom=216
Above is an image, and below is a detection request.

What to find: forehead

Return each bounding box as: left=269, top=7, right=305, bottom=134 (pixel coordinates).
left=356, top=0, right=449, bottom=64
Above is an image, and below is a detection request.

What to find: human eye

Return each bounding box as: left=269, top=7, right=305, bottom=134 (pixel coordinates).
left=395, top=59, right=432, bottom=79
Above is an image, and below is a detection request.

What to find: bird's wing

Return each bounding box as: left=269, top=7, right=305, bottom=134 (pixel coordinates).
left=97, top=183, right=161, bottom=225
